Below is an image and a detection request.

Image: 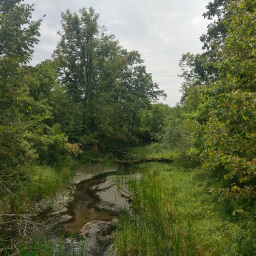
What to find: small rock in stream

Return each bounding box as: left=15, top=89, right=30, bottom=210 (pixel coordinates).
left=80, top=219, right=118, bottom=256
left=95, top=175, right=132, bottom=213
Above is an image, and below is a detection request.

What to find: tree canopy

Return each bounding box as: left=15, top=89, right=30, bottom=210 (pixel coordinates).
left=53, top=7, right=165, bottom=148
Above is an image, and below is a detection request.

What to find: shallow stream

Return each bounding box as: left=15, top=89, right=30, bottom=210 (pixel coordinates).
left=62, top=171, right=119, bottom=235
left=33, top=164, right=133, bottom=255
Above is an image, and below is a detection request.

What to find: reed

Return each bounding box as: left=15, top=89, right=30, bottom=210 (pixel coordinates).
left=1, top=236, right=86, bottom=256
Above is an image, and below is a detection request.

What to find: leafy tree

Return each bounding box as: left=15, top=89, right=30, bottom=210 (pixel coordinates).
left=138, top=103, right=171, bottom=143
left=0, top=0, right=42, bottom=198
left=200, top=0, right=230, bottom=51
left=54, top=7, right=165, bottom=148
left=0, top=0, right=42, bottom=63
left=201, top=0, right=256, bottom=203
left=178, top=0, right=256, bottom=205
left=179, top=0, right=232, bottom=111
left=0, top=1, right=68, bottom=197
left=0, top=0, right=42, bottom=170
left=54, top=8, right=101, bottom=105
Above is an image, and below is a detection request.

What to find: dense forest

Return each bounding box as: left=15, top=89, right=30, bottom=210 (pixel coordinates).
left=0, top=0, right=256, bottom=255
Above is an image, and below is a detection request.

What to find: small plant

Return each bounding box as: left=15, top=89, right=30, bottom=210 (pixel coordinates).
left=65, top=143, right=83, bottom=157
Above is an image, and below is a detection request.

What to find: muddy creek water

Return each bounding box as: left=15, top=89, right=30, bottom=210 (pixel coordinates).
left=62, top=172, right=119, bottom=235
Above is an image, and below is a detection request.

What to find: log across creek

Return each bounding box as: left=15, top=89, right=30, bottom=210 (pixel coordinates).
left=89, top=157, right=174, bottom=166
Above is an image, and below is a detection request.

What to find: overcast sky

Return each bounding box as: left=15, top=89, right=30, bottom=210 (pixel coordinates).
left=24, top=0, right=210, bottom=106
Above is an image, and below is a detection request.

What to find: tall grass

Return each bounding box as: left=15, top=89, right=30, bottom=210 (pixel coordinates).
left=1, top=236, right=87, bottom=256
left=113, top=166, right=197, bottom=256
left=128, top=143, right=179, bottom=159
left=112, top=145, right=256, bottom=255
left=0, top=157, right=79, bottom=213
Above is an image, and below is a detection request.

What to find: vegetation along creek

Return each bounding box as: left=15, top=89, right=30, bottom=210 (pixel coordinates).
left=1, top=0, right=256, bottom=255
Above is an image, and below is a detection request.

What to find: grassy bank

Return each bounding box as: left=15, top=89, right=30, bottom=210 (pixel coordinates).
left=0, top=157, right=79, bottom=214
left=0, top=156, right=84, bottom=255
left=113, top=145, right=256, bottom=255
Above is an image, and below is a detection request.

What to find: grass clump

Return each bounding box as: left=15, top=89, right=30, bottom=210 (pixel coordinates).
left=129, top=143, right=178, bottom=159
left=113, top=166, right=197, bottom=256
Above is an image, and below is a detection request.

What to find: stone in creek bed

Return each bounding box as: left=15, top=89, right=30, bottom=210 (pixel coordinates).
left=95, top=184, right=131, bottom=213
left=93, top=174, right=135, bottom=213
left=80, top=219, right=118, bottom=256
left=58, top=214, right=74, bottom=223
left=31, top=186, right=76, bottom=218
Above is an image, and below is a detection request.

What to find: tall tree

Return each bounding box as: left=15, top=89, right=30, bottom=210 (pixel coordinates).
left=0, top=0, right=42, bottom=63
left=201, top=0, right=256, bottom=202
left=54, top=7, right=165, bottom=148
left=0, top=0, right=43, bottom=193
left=179, top=0, right=231, bottom=110
left=54, top=7, right=101, bottom=105
left=0, top=1, right=68, bottom=196
left=179, top=0, right=256, bottom=205
left=200, top=0, right=230, bottom=51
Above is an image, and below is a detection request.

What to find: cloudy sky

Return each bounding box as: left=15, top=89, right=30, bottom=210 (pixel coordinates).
left=24, top=0, right=210, bottom=106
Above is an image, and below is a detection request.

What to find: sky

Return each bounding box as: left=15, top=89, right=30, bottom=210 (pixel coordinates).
left=24, top=0, right=210, bottom=106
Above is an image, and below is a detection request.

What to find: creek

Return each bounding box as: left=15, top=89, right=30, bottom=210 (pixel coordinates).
left=32, top=164, right=136, bottom=256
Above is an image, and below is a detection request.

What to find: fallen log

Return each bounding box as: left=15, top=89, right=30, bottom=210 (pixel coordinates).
left=114, top=158, right=174, bottom=166
left=85, top=157, right=174, bottom=166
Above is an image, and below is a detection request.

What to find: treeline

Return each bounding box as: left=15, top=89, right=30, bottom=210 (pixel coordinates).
left=0, top=1, right=167, bottom=202
left=167, top=0, right=256, bottom=213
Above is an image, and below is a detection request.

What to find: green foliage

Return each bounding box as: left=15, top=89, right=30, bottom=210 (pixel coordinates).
left=0, top=0, right=50, bottom=197
left=200, top=0, right=230, bottom=51
left=199, top=0, right=256, bottom=204
left=162, top=106, right=190, bottom=149
left=178, top=0, right=256, bottom=207
left=0, top=0, right=42, bottom=63
left=0, top=0, right=71, bottom=204
left=202, top=91, right=256, bottom=199
left=0, top=1, right=165, bottom=216
left=138, top=103, right=171, bottom=143
left=128, top=143, right=178, bottom=159
left=0, top=159, right=78, bottom=213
